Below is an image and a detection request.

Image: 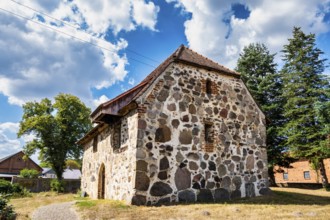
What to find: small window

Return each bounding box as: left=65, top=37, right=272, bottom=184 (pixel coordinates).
left=283, top=173, right=288, bottom=180
left=304, top=171, right=310, bottom=179
left=205, top=124, right=214, bottom=144
left=93, top=136, right=98, bottom=153
left=204, top=123, right=214, bottom=152
left=113, top=122, right=121, bottom=149
left=206, top=79, right=212, bottom=95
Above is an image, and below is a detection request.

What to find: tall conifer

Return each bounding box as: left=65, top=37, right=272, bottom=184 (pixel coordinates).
left=281, top=27, right=330, bottom=188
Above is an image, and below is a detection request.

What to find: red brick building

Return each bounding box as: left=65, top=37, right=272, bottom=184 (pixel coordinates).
left=274, top=158, right=330, bottom=187
left=0, top=151, right=42, bottom=180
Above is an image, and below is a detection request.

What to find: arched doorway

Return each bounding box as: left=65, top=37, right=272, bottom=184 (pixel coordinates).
left=98, top=163, right=105, bottom=199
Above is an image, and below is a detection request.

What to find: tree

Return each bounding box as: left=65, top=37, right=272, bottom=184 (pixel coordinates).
left=281, top=27, right=330, bottom=188
left=19, top=169, right=40, bottom=179
left=65, top=159, right=81, bottom=170
left=18, top=93, right=92, bottom=180
left=236, top=43, right=287, bottom=185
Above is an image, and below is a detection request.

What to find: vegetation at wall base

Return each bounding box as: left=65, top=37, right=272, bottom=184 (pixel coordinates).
left=0, top=180, right=31, bottom=199
left=50, top=179, right=65, bottom=193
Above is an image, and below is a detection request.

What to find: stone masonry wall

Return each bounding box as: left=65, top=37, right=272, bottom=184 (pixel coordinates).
left=132, top=63, right=268, bottom=205
left=81, top=110, right=138, bottom=203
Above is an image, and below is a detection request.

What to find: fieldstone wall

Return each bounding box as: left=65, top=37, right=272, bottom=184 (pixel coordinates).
left=132, top=63, right=268, bottom=205
left=81, top=110, right=138, bottom=203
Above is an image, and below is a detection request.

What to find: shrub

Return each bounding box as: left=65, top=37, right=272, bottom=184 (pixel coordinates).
left=0, top=180, right=12, bottom=194
left=19, top=168, right=40, bottom=179
left=50, top=179, right=65, bottom=193
left=0, top=194, right=16, bottom=220
left=0, top=180, right=30, bottom=198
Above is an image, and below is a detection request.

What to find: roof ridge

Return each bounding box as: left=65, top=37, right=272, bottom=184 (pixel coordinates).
left=89, top=44, right=241, bottom=123
left=0, top=151, right=23, bottom=163
left=182, top=46, right=240, bottom=75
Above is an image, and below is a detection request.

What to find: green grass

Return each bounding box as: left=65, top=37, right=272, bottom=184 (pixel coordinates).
left=76, top=200, right=97, bottom=208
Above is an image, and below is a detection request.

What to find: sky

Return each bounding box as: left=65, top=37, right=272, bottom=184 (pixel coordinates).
left=0, top=0, right=330, bottom=162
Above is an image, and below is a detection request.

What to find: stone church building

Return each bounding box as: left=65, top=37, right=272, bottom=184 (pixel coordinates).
left=79, top=45, right=269, bottom=205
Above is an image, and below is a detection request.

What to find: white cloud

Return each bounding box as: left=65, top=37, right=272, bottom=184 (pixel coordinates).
left=0, top=122, right=19, bottom=133
left=0, top=122, right=22, bottom=158
left=167, top=0, right=330, bottom=69
left=0, top=0, right=160, bottom=106
left=0, top=122, right=39, bottom=161
left=128, top=77, right=135, bottom=85
left=132, top=0, right=160, bottom=31
left=93, top=95, right=109, bottom=107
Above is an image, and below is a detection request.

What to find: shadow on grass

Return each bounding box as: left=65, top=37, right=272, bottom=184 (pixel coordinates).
left=222, top=190, right=330, bottom=206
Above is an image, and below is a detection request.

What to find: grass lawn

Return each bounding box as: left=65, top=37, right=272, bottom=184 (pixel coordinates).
left=76, top=187, right=330, bottom=220
left=10, top=187, right=330, bottom=220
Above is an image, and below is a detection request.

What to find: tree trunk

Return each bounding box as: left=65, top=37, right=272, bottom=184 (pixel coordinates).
left=319, top=160, right=329, bottom=189
left=268, top=166, right=277, bottom=187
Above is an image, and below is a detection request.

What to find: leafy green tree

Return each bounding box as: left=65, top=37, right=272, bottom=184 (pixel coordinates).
left=281, top=27, right=330, bottom=188
left=19, top=169, right=40, bottom=179
left=18, top=93, right=92, bottom=180
left=236, top=43, right=287, bottom=185
left=65, top=159, right=81, bottom=170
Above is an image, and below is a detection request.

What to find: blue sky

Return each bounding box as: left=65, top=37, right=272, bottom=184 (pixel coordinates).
left=0, top=0, right=330, bottom=162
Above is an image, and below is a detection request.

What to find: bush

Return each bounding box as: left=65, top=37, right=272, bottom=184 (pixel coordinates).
left=50, top=179, right=65, bottom=193
left=19, top=168, right=40, bottom=179
left=0, top=179, right=30, bottom=198
left=0, top=194, right=16, bottom=220
left=0, top=180, right=12, bottom=194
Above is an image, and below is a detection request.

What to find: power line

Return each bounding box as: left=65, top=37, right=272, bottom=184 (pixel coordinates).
left=9, top=0, right=160, bottom=64
left=0, top=7, right=157, bottom=68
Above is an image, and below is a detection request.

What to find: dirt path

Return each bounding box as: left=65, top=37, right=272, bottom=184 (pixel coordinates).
left=32, top=201, right=79, bottom=220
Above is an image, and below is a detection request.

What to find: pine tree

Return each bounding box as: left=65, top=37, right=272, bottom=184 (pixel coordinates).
left=236, top=43, right=286, bottom=185
left=281, top=27, right=330, bottom=188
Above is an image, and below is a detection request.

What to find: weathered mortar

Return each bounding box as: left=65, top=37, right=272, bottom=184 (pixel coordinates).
left=81, top=110, right=138, bottom=202
left=132, top=63, right=268, bottom=205
left=81, top=46, right=269, bottom=206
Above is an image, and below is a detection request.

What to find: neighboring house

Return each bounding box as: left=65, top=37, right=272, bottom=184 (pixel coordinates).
left=0, top=151, right=43, bottom=181
left=79, top=45, right=268, bottom=205
left=42, top=168, right=81, bottom=179
left=274, top=158, right=330, bottom=187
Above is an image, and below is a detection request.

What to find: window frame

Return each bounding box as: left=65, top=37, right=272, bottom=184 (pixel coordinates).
left=303, top=171, right=310, bottom=180
left=203, top=122, right=214, bottom=152
left=283, top=172, right=288, bottom=180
